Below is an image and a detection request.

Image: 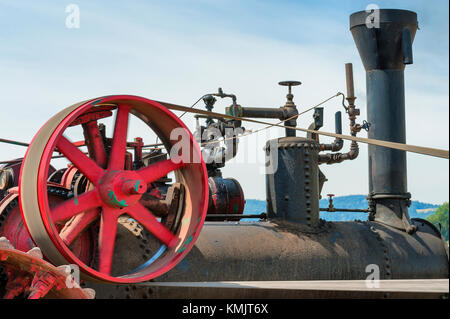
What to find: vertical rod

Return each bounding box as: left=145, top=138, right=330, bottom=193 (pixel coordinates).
left=345, top=63, right=355, bottom=99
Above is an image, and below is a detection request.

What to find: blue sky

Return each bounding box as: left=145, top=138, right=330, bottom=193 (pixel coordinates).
left=0, top=0, right=448, bottom=203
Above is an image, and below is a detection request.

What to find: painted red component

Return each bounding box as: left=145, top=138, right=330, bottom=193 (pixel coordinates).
left=59, top=208, right=99, bottom=246
left=60, top=165, right=78, bottom=189
left=57, top=137, right=105, bottom=184
left=82, top=120, right=108, bottom=168
left=137, top=157, right=185, bottom=184
left=97, top=208, right=118, bottom=274
left=148, top=185, right=163, bottom=199
left=51, top=190, right=101, bottom=223
left=128, top=203, right=177, bottom=247
left=0, top=246, right=93, bottom=299
left=69, top=107, right=113, bottom=127
left=122, top=180, right=146, bottom=195
left=108, top=106, right=130, bottom=171
left=20, top=95, right=209, bottom=283
left=0, top=193, right=36, bottom=253
left=28, top=271, right=57, bottom=299
left=0, top=193, right=94, bottom=264
left=3, top=270, right=31, bottom=299
left=208, top=177, right=245, bottom=215
left=133, top=137, right=144, bottom=166
left=72, top=141, right=86, bottom=147
left=125, top=152, right=133, bottom=170
left=0, top=161, right=55, bottom=201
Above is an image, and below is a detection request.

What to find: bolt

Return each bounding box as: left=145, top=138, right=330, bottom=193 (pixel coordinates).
left=123, top=180, right=146, bottom=195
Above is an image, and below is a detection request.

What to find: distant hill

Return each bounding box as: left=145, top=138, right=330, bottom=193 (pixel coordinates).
left=243, top=195, right=440, bottom=221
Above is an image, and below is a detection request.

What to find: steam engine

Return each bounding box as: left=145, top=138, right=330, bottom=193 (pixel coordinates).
left=0, top=9, right=448, bottom=299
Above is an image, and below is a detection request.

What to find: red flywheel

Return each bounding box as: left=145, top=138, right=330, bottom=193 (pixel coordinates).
left=19, top=95, right=208, bottom=283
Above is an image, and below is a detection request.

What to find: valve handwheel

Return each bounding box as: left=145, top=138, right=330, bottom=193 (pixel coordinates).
left=19, top=95, right=209, bottom=283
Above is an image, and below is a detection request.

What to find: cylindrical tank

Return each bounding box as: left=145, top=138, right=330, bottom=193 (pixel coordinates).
left=265, top=137, right=320, bottom=226
left=88, top=218, right=449, bottom=298
left=207, top=176, right=245, bottom=215
left=159, top=220, right=448, bottom=282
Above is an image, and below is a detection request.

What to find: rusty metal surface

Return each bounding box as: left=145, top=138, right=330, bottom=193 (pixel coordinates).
left=0, top=239, right=94, bottom=299
left=155, top=220, right=448, bottom=282
left=87, top=218, right=448, bottom=298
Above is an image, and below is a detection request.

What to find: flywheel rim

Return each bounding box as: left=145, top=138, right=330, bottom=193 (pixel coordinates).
left=19, top=95, right=208, bottom=283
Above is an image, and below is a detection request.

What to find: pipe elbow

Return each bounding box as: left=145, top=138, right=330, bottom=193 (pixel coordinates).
left=333, top=138, right=344, bottom=151
left=318, top=141, right=359, bottom=164
left=348, top=141, right=359, bottom=160
left=320, top=138, right=344, bottom=152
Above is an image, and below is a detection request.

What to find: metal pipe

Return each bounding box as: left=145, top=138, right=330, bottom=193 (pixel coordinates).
left=205, top=213, right=267, bottom=221
left=335, top=111, right=342, bottom=135
left=320, top=208, right=369, bottom=213
left=241, top=107, right=285, bottom=119
left=320, top=111, right=344, bottom=152
left=350, top=9, right=418, bottom=232
left=0, top=138, right=29, bottom=147
left=318, top=140, right=359, bottom=164
left=318, top=65, right=360, bottom=165
left=345, top=63, right=355, bottom=100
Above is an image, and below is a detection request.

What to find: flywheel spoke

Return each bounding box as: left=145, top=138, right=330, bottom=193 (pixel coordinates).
left=137, top=158, right=186, bottom=184
left=128, top=203, right=178, bottom=248
left=98, top=208, right=118, bottom=275
left=59, top=208, right=100, bottom=246
left=56, top=136, right=104, bottom=184
left=108, top=106, right=130, bottom=171
left=51, top=189, right=101, bottom=223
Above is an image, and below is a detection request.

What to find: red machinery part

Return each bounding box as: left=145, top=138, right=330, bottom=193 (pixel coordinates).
left=0, top=237, right=94, bottom=299
left=19, top=95, right=209, bottom=283
left=208, top=177, right=245, bottom=215
left=0, top=189, right=95, bottom=265
left=0, top=162, right=55, bottom=201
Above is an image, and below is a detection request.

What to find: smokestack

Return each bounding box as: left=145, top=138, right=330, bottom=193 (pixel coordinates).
left=350, top=9, right=418, bottom=233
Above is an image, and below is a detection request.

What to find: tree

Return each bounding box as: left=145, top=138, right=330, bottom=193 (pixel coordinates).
left=426, top=202, right=449, bottom=242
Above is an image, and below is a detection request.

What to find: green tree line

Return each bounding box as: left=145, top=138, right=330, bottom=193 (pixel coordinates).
left=426, top=202, right=449, bottom=242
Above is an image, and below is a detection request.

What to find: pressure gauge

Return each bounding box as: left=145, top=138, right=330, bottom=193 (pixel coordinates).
left=0, top=168, right=13, bottom=191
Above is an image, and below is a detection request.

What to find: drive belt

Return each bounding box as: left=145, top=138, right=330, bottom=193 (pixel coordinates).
left=156, top=100, right=449, bottom=159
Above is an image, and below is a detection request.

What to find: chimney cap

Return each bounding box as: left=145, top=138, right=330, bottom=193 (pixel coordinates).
left=350, top=9, right=418, bottom=30
left=350, top=8, right=419, bottom=70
